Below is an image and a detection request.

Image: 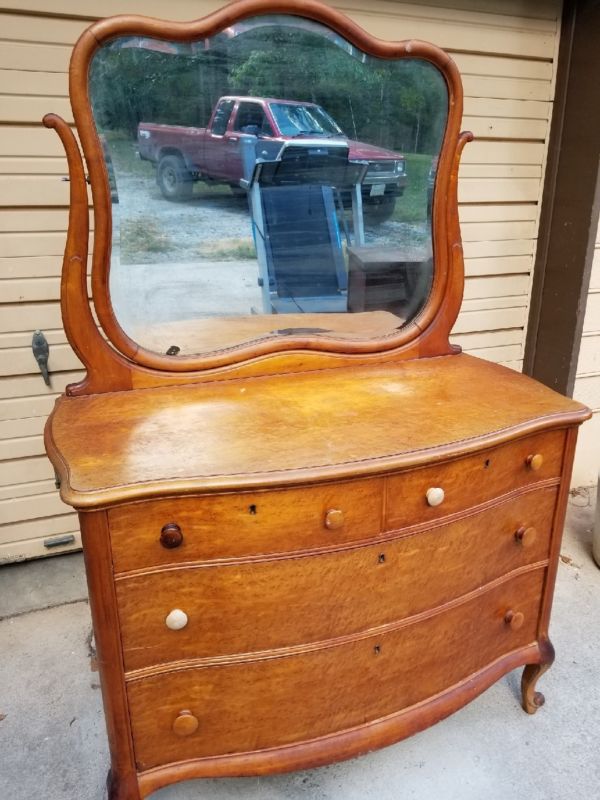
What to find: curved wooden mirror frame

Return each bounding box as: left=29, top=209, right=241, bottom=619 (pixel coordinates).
left=45, top=0, right=472, bottom=394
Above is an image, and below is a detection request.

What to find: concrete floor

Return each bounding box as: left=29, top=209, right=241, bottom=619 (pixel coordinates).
left=1, top=491, right=599, bottom=800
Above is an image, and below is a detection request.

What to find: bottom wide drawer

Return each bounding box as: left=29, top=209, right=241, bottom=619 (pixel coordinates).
left=128, top=568, right=544, bottom=771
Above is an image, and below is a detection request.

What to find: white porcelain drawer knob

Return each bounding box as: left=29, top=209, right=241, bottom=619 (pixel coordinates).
left=165, top=609, right=188, bottom=630
left=426, top=487, right=445, bottom=507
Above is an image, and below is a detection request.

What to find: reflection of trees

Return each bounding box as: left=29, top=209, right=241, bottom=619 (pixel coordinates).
left=90, top=27, right=447, bottom=155
left=90, top=50, right=207, bottom=137
left=229, top=30, right=447, bottom=154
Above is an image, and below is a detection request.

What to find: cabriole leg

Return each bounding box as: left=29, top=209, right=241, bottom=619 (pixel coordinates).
left=521, top=639, right=555, bottom=714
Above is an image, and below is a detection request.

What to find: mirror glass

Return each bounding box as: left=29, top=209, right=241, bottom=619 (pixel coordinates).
left=89, top=15, right=448, bottom=357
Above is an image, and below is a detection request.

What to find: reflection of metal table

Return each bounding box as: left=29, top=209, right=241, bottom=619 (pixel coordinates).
left=347, top=245, right=433, bottom=320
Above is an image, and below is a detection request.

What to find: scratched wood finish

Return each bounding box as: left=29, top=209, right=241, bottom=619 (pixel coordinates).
left=126, top=568, right=544, bottom=771
left=108, top=478, right=383, bottom=574
left=385, top=429, right=564, bottom=528
left=116, top=487, right=556, bottom=672
left=46, top=354, right=588, bottom=509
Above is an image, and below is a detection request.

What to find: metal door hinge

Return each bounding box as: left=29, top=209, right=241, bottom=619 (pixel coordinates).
left=32, top=330, right=50, bottom=386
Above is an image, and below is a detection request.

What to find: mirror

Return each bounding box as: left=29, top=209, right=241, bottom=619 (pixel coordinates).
left=89, top=15, right=448, bottom=357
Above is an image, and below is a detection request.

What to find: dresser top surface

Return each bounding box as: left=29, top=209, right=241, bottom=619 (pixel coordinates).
left=46, top=354, right=589, bottom=508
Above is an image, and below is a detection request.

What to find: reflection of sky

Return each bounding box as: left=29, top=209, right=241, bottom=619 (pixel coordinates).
left=224, top=16, right=358, bottom=57
left=108, top=17, right=363, bottom=60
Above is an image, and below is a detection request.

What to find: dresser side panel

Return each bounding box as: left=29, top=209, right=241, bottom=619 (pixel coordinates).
left=538, top=425, right=579, bottom=636
left=79, top=510, right=141, bottom=800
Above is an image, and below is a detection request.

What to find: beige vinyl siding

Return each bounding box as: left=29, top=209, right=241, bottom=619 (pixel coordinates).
left=572, top=227, right=600, bottom=487
left=0, top=0, right=562, bottom=561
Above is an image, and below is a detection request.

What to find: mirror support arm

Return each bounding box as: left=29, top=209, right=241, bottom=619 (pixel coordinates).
left=444, top=130, right=474, bottom=343
left=42, top=114, right=133, bottom=395
left=418, top=129, right=473, bottom=358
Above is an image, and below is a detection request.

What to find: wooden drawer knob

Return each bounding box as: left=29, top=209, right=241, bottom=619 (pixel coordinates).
left=325, top=509, right=344, bottom=530
left=173, top=710, right=199, bottom=737
left=504, top=610, right=525, bottom=630
left=426, top=487, right=445, bottom=507
left=515, top=526, right=537, bottom=547
left=165, top=608, right=188, bottom=630
left=160, top=522, right=183, bottom=549
left=526, top=453, right=544, bottom=471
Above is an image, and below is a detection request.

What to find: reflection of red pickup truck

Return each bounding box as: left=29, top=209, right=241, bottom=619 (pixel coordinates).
left=138, top=95, right=407, bottom=220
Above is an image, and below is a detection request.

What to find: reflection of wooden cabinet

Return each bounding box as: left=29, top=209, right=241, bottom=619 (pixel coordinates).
left=347, top=245, right=432, bottom=319
left=42, top=3, right=590, bottom=799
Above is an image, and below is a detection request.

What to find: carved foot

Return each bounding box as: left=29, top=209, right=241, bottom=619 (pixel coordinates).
left=521, top=663, right=548, bottom=714
left=521, top=639, right=555, bottom=714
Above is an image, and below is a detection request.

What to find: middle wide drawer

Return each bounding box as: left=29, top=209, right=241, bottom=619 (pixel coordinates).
left=116, top=486, right=556, bottom=673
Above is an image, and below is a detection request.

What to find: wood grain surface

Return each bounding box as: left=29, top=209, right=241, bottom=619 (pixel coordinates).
left=80, top=511, right=141, bottom=800
left=126, top=568, right=545, bottom=770
left=46, top=354, right=589, bottom=508
left=39, top=3, right=592, bottom=797
left=385, top=429, right=563, bottom=527
left=116, top=487, right=556, bottom=672
left=109, top=477, right=383, bottom=573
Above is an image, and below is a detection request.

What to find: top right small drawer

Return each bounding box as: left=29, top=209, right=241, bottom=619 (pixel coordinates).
left=385, top=429, right=565, bottom=530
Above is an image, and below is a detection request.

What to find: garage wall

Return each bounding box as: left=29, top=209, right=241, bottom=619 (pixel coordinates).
left=0, top=0, right=563, bottom=561
left=572, top=220, right=600, bottom=486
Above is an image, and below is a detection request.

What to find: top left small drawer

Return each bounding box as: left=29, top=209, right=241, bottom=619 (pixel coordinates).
left=107, top=477, right=384, bottom=573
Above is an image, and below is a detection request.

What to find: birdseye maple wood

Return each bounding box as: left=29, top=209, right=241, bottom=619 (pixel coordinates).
left=42, top=2, right=592, bottom=798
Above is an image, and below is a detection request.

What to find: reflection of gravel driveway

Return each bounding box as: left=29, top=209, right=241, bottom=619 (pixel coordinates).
left=115, top=172, right=254, bottom=263
left=115, top=170, right=430, bottom=264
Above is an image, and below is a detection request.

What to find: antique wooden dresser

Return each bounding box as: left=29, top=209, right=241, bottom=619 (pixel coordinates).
left=44, top=2, right=590, bottom=798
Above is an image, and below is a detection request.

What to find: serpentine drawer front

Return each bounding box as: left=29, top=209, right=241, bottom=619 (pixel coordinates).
left=385, top=430, right=564, bottom=529
left=116, top=485, right=557, bottom=672
left=108, top=477, right=384, bottom=573
left=109, top=430, right=561, bottom=578
left=127, top=568, right=545, bottom=771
